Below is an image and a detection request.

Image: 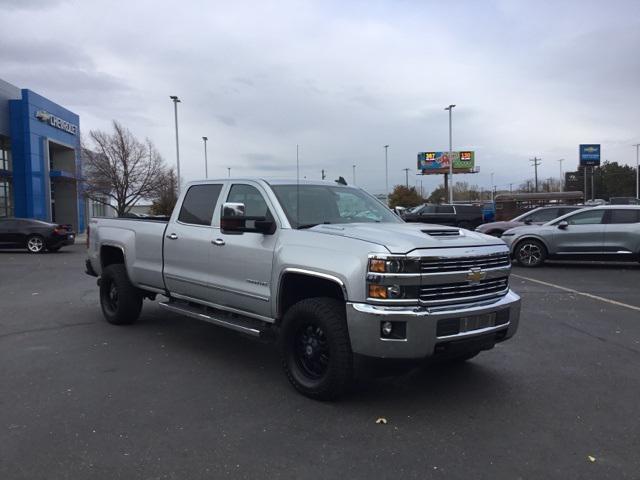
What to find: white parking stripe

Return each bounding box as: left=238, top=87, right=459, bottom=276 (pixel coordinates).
left=512, top=274, right=640, bottom=312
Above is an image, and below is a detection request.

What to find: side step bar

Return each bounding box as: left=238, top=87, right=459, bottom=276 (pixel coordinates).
left=159, top=300, right=266, bottom=337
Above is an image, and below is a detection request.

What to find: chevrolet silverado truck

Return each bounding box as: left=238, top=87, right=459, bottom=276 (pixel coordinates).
left=86, top=178, right=521, bottom=399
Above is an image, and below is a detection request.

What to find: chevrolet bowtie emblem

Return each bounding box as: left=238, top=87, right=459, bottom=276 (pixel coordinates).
left=466, top=267, right=486, bottom=284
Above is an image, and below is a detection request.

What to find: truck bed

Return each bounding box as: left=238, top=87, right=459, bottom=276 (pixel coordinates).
left=88, top=216, right=169, bottom=291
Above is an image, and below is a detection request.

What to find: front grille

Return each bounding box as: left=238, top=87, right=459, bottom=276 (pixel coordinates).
left=420, top=277, right=509, bottom=304
left=420, top=253, right=511, bottom=273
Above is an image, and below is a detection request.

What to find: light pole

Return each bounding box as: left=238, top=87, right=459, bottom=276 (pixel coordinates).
left=558, top=158, right=565, bottom=191
left=490, top=172, right=495, bottom=202
left=634, top=144, right=640, bottom=199
left=384, top=145, right=389, bottom=202
left=352, top=164, right=356, bottom=185
left=402, top=168, right=410, bottom=187
left=202, top=136, right=208, bottom=179
left=227, top=167, right=231, bottom=177
left=169, top=96, right=181, bottom=192
left=444, top=104, right=456, bottom=203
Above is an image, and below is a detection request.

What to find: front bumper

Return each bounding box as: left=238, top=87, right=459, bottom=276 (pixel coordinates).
left=346, top=290, right=521, bottom=359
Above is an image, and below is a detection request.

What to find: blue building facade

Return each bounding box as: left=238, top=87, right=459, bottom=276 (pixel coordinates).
left=0, top=78, right=84, bottom=232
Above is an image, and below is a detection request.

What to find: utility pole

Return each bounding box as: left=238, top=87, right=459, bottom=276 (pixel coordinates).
left=202, top=136, right=208, bottom=179
left=558, top=158, right=564, bottom=192
left=529, top=157, right=541, bottom=192
left=321, top=169, right=326, bottom=180
left=384, top=145, right=389, bottom=202
left=402, top=168, right=410, bottom=187
left=352, top=164, right=356, bottom=185
left=169, top=95, right=181, bottom=192
left=444, top=104, right=456, bottom=203
left=634, top=144, right=640, bottom=199
left=227, top=167, right=231, bottom=177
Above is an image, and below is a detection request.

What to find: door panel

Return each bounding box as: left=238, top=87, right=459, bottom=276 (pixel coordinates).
left=603, top=209, right=640, bottom=254
left=163, top=183, right=223, bottom=302
left=552, top=209, right=606, bottom=254
left=209, top=182, right=277, bottom=318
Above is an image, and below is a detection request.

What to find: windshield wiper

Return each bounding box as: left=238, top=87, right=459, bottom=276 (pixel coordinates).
left=297, top=222, right=331, bottom=229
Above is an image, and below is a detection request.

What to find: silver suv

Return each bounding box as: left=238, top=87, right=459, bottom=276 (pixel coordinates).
left=501, top=206, right=640, bottom=267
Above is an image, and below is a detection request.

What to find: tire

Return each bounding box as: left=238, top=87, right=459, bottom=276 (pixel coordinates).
left=99, top=264, right=143, bottom=325
left=515, top=238, right=547, bottom=267
left=26, top=235, right=45, bottom=253
left=280, top=297, right=353, bottom=400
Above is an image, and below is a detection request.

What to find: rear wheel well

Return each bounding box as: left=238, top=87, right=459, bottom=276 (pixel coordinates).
left=278, top=273, right=345, bottom=320
left=101, top=245, right=125, bottom=268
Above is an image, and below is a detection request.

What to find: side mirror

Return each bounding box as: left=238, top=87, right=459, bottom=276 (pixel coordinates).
left=524, top=219, right=533, bottom=225
left=220, top=202, right=275, bottom=235
left=557, top=220, right=569, bottom=230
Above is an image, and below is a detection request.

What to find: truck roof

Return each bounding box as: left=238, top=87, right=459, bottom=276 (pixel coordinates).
left=187, top=178, right=356, bottom=188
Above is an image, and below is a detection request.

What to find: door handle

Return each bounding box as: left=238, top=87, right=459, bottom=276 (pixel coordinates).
left=212, top=238, right=225, bottom=246
left=166, top=233, right=178, bottom=240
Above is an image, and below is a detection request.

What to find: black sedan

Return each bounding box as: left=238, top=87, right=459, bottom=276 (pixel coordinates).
left=0, top=218, right=76, bottom=253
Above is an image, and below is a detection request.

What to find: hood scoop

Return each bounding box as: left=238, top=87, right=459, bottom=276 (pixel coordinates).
left=423, top=228, right=461, bottom=237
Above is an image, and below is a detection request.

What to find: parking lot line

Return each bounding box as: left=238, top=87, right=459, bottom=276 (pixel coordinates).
left=512, top=274, right=640, bottom=312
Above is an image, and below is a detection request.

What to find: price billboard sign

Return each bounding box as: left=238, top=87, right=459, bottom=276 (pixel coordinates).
left=417, top=151, right=475, bottom=174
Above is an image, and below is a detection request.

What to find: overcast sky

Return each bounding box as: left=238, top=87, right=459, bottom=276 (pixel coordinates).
left=2, top=0, right=639, bottom=195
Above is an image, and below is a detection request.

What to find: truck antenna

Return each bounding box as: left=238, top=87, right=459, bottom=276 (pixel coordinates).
left=296, top=144, right=300, bottom=228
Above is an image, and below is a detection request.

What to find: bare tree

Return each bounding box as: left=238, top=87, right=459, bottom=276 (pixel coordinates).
left=83, top=121, right=166, bottom=216
left=149, top=168, right=178, bottom=216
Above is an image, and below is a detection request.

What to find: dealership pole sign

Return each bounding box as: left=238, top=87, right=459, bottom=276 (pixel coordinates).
left=579, top=144, right=600, bottom=166
left=417, top=151, right=475, bottom=174
left=35, top=110, right=78, bottom=136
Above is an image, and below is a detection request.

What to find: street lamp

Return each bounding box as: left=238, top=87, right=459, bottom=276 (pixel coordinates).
left=169, top=96, right=181, bottom=192
left=202, top=136, right=208, bottom=179
left=490, top=172, right=495, bottom=202
left=444, top=104, right=456, bottom=203
left=384, top=145, right=389, bottom=202
left=352, top=164, right=356, bottom=185
left=558, top=158, right=565, bottom=192
left=227, top=167, right=231, bottom=178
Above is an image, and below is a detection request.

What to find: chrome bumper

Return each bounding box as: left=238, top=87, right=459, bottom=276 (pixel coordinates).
left=346, top=290, right=521, bottom=359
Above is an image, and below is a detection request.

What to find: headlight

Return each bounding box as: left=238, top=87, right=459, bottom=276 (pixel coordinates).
left=368, top=257, right=420, bottom=273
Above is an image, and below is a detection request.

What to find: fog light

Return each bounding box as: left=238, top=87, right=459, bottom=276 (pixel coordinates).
left=381, top=321, right=393, bottom=336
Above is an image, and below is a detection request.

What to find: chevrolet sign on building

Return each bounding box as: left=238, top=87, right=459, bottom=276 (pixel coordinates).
left=35, top=110, right=78, bottom=135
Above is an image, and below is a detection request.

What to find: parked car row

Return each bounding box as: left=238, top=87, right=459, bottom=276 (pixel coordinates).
left=0, top=218, right=76, bottom=253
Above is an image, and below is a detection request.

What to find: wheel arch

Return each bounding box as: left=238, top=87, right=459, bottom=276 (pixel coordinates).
left=512, top=235, right=551, bottom=257
left=100, top=244, right=126, bottom=269
left=276, top=269, right=347, bottom=321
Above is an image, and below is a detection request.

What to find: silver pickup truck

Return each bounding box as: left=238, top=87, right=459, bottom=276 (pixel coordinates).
left=86, top=178, right=521, bottom=399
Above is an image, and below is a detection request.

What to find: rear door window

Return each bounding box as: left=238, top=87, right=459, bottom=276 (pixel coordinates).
left=178, top=184, right=223, bottom=226
left=436, top=205, right=455, bottom=214
left=608, top=209, right=640, bottom=224
left=527, top=208, right=560, bottom=223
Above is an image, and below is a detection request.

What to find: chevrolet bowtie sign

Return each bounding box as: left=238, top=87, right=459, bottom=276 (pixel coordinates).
left=35, top=110, right=78, bottom=136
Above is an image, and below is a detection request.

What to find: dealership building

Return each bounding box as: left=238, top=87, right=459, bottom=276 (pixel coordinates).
left=0, top=77, right=85, bottom=232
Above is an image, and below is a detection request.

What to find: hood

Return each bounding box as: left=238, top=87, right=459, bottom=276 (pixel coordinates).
left=476, top=221, right=523, bottom=232
left=309, top=222, right=505, bottom=254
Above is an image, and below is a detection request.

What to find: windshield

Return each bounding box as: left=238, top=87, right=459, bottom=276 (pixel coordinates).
left=271, top=184, right=402, bottom=228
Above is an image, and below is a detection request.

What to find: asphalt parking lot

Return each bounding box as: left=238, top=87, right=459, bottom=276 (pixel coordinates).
left=1, top=245, right=639, bottom=479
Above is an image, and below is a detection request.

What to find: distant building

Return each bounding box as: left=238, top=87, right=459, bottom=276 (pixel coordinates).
left=0, top=78, right=85, bottom=232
